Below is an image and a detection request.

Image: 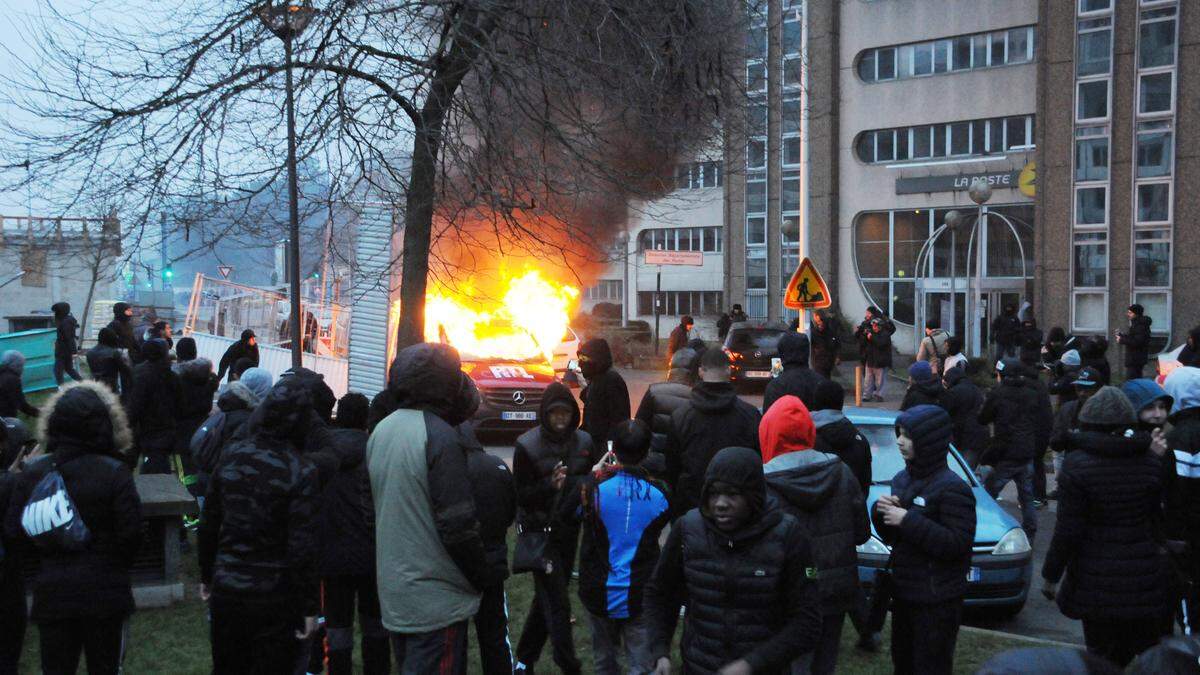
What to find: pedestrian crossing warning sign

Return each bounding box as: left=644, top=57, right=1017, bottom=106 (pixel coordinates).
left=784, top=257, right=832, bottom=310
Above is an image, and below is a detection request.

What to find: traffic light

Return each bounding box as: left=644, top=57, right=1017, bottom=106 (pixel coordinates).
left=162, top=266, right=174, bottom=282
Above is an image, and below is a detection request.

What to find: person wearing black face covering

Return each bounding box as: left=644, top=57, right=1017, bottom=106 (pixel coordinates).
left=873, top=405, right=976, bottom=675
left=127, top=338, right=182, bottom=473
left=578, top=339, right=630, bottom=462
left=512, top=382, right=594, bottom=674
left=762, top=331, right=826, bottom=414
left=645, top=446, right=821, bottom=675
left=104, top=302, right=140, bottom=362
left=87, top=327, right=134, bottom=399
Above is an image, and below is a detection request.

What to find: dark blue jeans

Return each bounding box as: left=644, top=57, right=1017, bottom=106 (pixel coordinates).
left=984, top=460, right=1038, bottom=541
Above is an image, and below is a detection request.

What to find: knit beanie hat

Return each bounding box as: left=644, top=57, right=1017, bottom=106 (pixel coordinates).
left=238, top=367, right=274, bottom=401
left=909, top=360, right=935, bottom=384
left=1059, top=349, right=1081, bottom=367
left=1078, top=386, right=1136, bottom=428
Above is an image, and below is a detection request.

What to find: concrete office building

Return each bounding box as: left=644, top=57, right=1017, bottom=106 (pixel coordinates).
left=1037, top=0, right=1198, bottom=352
left=726, top=0, right=1040, bottom=355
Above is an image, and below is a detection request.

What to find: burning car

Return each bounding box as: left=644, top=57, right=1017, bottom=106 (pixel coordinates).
left=413, top=269, right=581, bottom=433
left=461, top=358, right=558, bottom=433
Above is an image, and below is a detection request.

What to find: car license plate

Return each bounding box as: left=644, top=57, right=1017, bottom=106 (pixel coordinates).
left=501, top=411, right=537, bottom=421
left=746, top=370, right=771, bottom=379
left=967, top=567, right=981, bottom=582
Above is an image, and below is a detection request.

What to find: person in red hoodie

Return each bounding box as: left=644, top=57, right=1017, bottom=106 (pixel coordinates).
left=760, top=395, right=869, bottom=675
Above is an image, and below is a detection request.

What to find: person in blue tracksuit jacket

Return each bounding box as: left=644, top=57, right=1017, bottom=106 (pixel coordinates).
left=575, top=420, right=671, bottom=675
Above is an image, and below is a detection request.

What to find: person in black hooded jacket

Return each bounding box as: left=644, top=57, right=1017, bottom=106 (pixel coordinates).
left=5, top=381, right=143, bottom=675
left=1079, top=336, right=1111, bottom=385
left=513, top=382, right=594, bottom=674
left=277, top=367, right=343, bottom=487
left=811, top=379, right=872, bottom=495
left=1041, top=387, right=1170, bottom=667
left=579, top=338, right=630, bottom=459
left=453, top=379, right=518, bottom=675
left=0, top=351, right=39, bottom=419
left=127, top=338, right=182, bottom=473
left=665, top=348, right=762, bottom=518
left=174, top=339, right=218, bottom=498
left=86, top=327, right=133, bottom=398
left=199, top=379, right=321, bottom=674
left=1179, top=327, right=1200, bottom=368
left=216, top=329, right=260, bottom=382
left=316, top=393, right=389, bottom=675
left=634, top=347, right=694, bottom=472
left=645, top=446, right=821, bottom=674
left=0, top=422, right=26, bottom=674
left=900, top=361, right=943, bottom=411
left=1116, top=304, right=1153, bottom=380
left=50, top=302, right=82, bottom=385
left=762, top=331, right=827, bottom=414
left=104, top=302, right=140, bottom=362
left=873, top=404, right=976, bottom=675
left=937, top=365, right=986, bottom=468
left=978, top=359, right=1043, bottom=541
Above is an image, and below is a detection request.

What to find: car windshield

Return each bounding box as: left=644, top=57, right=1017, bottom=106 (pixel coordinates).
left=859, top=424, right=972, bottom=487
left=727, top=329, right=786, bottom=351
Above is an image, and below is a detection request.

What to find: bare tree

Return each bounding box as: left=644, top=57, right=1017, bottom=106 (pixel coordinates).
left=1, top=0, right=752, bottom=350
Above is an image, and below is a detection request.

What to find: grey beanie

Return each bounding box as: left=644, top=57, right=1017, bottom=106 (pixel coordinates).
left=1078, top=386, right=1136, bottom=427
left=238, top=367, right=274, bottom=401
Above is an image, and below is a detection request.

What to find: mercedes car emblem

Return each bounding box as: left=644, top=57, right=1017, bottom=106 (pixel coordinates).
left=512, top=391, right=526, bottom=405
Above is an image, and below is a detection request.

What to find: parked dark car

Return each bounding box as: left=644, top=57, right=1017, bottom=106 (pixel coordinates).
left=722, top=322, right=789, bottom=386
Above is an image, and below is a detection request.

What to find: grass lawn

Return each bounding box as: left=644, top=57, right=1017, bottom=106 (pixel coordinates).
left=16, top=537, right=1029, bottom=674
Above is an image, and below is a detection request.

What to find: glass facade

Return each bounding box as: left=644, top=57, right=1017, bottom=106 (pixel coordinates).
left=853, top=205, right=1034, bottom=326
left=856, top=115, right=1034, bottom=164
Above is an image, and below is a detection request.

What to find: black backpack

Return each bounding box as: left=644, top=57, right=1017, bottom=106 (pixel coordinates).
left=20, top=458, right=91, bottom=552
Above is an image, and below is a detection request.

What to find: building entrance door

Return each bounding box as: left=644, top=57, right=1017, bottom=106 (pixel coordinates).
left=976, top=289, right=1024, bottom=360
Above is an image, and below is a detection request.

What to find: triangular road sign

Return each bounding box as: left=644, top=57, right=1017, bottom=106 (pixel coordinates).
left=784, top=257, right=832, bottom=310
left=217, top=265, right=233, bottom=279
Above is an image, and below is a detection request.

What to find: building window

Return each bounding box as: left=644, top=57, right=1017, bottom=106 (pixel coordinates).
left=1136, top=182, right=1171, bottom=224
left=1079, top=0, right=1110, bottom=12
left=856, top=26, right=1035, bottom=83
left=746, top=254, right=766, bottom=290
left=1134, top=230, right=1170, bottom=287
left=1073, top=232, right=1108, bottom=287
left=1076, top=18, right=1112, bottom=76
left=1138, top=72, right=1173, bottom=114
left=674, top=161, right=724, bottom=190
left=855, top=114, right=1034, bottom=164
left=1076, top=80, right=1109, bottom=121
left=1139, top=7, right=1176, bottom=68
left=1075, top=187, right=1107, bottom=226
left=638, top=227, right=723, bottom=253
left=1073, top=292, right=1108, bottom=332
left=746, top=217, right=766, bottom=246
left=1075, top=135, right=1109, bottom=181
left=585, top=280, right=624, bottom=302
left=746, top=179, right=765, bottom=214
left=1136, top=126, right=1172, bottom=177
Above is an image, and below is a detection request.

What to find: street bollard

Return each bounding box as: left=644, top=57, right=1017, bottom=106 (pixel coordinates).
left=855, top=365, right=863, bottom=406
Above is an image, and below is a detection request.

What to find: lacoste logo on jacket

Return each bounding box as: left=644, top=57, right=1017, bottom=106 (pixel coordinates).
left=22, top=491, right=75, bottom=536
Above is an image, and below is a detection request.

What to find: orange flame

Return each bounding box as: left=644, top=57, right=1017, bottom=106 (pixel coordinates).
left=385, top=269, right=579, bottom=365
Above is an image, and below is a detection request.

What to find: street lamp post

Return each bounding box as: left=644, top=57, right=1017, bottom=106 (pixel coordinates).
left=259, top=1, right=317, bottom=368
left=967, top=180, right=992, bottom=358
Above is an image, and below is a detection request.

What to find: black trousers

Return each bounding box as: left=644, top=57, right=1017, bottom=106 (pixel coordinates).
left=52, top=355, right=82, bottom=385
left=1033, top=445, right=1048, bottom=501
left=0, top=579, right=25, bottom=675
left=475, top=584, right=513, bottom=675
left=38, top=615, right=127, bottom=675
left=323, top=574, right=390, bottom=675
left=1082, top=616, right=1171, bottom=668
left=809, top=611, right=845, bottom=675
left=211, top=602, right=300, bottom=675
left=890, top=598, right=962, bottom=675
left=515, top=533, right=582, bottom=674
left=391, top=621, right=468, bottom=675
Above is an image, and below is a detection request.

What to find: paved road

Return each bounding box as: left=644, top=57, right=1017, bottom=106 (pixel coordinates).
left=483, top=366, right=1083, bottom=645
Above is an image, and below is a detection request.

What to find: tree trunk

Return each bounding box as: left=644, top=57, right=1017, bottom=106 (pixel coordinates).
left=395, top=118, right=441, bottom=350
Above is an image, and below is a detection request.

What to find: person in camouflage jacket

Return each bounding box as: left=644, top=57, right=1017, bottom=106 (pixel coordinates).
left=198, top=379, right=321, bottom=674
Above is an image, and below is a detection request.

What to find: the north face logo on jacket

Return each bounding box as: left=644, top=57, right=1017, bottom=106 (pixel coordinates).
left=22, top=489, right=76, bottom=537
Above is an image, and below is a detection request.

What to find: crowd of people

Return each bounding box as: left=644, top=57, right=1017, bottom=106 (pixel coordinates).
left=4, top=298, right=1200, bottom=674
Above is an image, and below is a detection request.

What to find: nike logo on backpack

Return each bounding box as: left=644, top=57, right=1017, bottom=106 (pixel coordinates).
left=22, top=491, right=75, bottom=537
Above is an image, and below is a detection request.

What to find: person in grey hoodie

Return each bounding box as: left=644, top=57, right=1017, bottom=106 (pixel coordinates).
left=366, top=343, right=491, bottom=675
left=760, top=395, right=869, bottom=675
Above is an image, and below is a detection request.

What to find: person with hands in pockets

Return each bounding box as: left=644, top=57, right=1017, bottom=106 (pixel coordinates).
left=872, top=404, right=976, bottom=675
